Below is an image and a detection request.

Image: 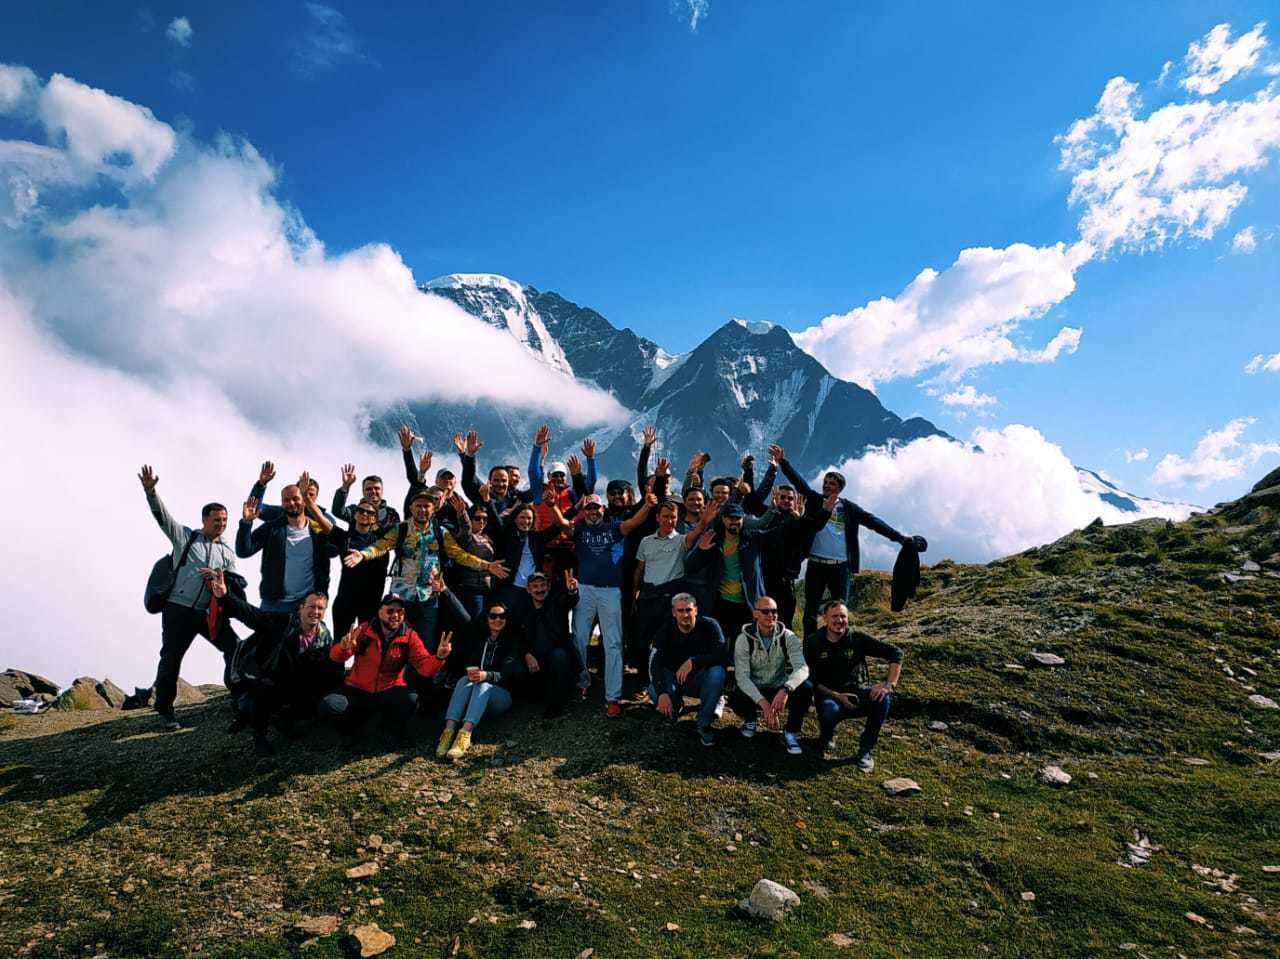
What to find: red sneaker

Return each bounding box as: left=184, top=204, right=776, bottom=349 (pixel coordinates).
left=606, top=702, right=623, bottom=718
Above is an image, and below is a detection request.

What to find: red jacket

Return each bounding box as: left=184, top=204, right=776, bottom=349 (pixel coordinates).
left=331, top=621, right=444, bottom=693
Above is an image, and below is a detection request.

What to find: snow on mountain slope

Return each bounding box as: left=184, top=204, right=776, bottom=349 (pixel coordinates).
left=1076, top=467, right=1200, bottom=522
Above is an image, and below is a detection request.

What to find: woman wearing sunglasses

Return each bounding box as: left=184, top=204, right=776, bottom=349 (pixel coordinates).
left=436, top=602, right=525, bottom=760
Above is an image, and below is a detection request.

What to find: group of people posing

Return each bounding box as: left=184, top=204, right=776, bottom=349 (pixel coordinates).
left=138, top=425, right=925, bottom=768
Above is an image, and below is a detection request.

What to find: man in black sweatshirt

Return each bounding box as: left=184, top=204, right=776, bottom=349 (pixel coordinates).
left=649, top=593, right=728, bottom=747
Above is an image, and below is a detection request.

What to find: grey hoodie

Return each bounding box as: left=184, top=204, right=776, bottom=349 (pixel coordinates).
left=732, top=622, right=808, bottom=703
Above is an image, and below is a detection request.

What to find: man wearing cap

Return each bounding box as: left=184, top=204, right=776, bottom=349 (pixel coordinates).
left=686, top=493, right=836, bottom=642
left=528, top=425, right=578, bottom=580
left=519, top=569, right=581, bottom=717
left=342, top=487, right=508, bottom=655
left=320, top=594, right=453, bottom=739
left=546, top=491, right=655, bottom=716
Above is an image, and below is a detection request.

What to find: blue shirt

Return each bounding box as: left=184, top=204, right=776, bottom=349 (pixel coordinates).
left=574, top=519, right=626, bottom=587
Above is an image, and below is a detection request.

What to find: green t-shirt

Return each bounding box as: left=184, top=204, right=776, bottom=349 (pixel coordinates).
left=718, top=533, right=744, bottom=602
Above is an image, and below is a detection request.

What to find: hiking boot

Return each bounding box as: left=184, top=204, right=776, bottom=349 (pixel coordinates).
left=699, top=727, right=716, bottom=747
left=854, top=751, right=875, bottom=772
left=606, top=702, right=623, bottom=718
left=435, top=728, right=455, bottom=760
left=783, top=731, right=802, bottom=756
left=157, top=710, right=182, bottom=731
left=445, top=729, right=472, bottom=761
left=740, top=720, right=757, bottom=739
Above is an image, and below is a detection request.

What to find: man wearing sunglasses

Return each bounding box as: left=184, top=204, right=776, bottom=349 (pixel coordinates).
left=729, top=597, right=811, bottom=755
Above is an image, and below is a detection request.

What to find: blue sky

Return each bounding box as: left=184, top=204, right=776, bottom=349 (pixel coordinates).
left=3, top=0, right=1278, bottom=504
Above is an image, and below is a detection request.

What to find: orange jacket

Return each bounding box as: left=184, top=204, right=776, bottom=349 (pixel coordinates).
left=331, top=621, right=444, bottom=693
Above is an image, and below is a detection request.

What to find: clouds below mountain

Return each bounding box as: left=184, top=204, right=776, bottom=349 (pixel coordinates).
left=827, top=425, right=1194, bottom=570
left=1152, top=417, right=1280, bottom=489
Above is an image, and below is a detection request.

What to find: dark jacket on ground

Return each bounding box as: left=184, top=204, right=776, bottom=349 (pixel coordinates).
left=891, top=539, right=922, bottom=612
left=803, top=629, right=903, bottom=691
left=221, top=591, right=343, bottom=694
left=235, top=516, right=331, bottom=603
left=778, top=458, right=905, bottom=573
left=652, top=616, right=729, bottom=675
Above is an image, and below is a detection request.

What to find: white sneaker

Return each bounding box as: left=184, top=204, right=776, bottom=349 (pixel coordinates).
left=740, top=721, right=757, bottom=739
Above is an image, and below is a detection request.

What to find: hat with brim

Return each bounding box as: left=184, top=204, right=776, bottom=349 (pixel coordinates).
left=379, top=594, right=406, bottom=607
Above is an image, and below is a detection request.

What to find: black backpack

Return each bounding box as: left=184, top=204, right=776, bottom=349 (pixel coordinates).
left=144, top=531, right=200, bottom=614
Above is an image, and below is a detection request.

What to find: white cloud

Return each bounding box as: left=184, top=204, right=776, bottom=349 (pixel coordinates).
left=670, top=0, right=709, bottom=33
left=1181, top=22, right=1267, bottom=95
left=295, top=3, right=371, bottom=74
left=0, top=66, right=625, bottom=688
left=1124, top=448, right=1149, bottom=463
left=822, top=426, right=1192, bottom=568
left=792, top=241, right=1090, bottom=388
left=166, top=16, right=193, bottom=48
left=1245, top=352, right=1280, bottom=374
left=1152, top=417, right=1280, bottom=488
left=1059, top=24, right=1280, bottom=255
left=1231, top=224, right=1258, bottom=252
left=940, top=385, right=997, bottom=408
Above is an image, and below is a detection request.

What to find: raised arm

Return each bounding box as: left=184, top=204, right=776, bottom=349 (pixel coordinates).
left=619, top=493, right=656, bottom=536
left=529, top=424, right=549, bottom=498
left=582, top=439, right=597, bottom=496
left=332, top=463, right=356, bottom=519
left=235, top=497, right=265, bottom=558
left=138, top=465, right=189, bottom=549
left=851, top=502, right=908, bottom=545
left=637, top=426, right=655, bottom=489
left=456, top=431, right=484, bottom=504
left=398, top=425, right=418, bottom=486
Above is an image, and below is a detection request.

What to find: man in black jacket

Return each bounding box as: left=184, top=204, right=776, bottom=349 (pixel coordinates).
left=801, top=599, right=902, bottom=770
left=518, top=570, right=581, bottom=717
left=650, top=592, right=729, bottom=747
left=207, top=569, right=343, bottom=756
left=771, top=445, right=923, bottom=638
left=235, top=472, right=333, bottom=613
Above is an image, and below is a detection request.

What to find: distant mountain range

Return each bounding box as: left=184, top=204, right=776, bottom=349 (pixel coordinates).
left=368, top=273, right=1197, bottom=518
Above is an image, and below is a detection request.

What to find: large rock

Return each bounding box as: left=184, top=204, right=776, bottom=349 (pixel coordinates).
left=7, top=670, right=58, bottom=695
left=174, top=679, right=206, bottom=705
left=0, top=674, right=24, bottom=708
left=96, top=679, right=126, bottom=709
left=881, top=777, right=922, bottom=796
left=0, top=669, right=60, bottom=706
left=1038, top=765, right=1072, bottom=787
left=1028, top=652, right=1066, bottom=667
left=350, top=923, right=395, bottom=957
left=56, top=677, right=111, bottom=711
left=739, top=879, right=800, bottom=921
left=1247, top=694, right=1278, bottom=710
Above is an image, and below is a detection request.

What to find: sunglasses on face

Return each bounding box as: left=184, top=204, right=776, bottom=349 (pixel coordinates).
left=755, top=608, right=779, bottom=616
left=355, top=508, right=376, bottom=516
left=487, top=612, right=507, bottom=619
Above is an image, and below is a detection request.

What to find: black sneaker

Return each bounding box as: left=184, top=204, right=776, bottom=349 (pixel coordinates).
left=819, top=736, right=837, bottom=756
left=158, top=710, right=182, bottom=731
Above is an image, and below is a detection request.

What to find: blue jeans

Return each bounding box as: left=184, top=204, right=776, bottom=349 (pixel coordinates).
left=445, top=680, right=513, bottom=728
left=810, top=683, right=891, bottom=753
left=656, top=665, right=727, bottom=731
left=405, top=598, right=440, bottom=653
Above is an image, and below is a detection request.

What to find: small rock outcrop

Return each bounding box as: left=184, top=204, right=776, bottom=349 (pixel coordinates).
left=739, top=879, right=800, bottom=921
left=0, top=669, right=59, bottom=707
left=96, top=679, right=127, bottom=709
left=174, top=679, right=206, bottom=705
left=1038, top=765, right=1072, bottom=787
left=56, top=677, right=111, bottom=711
left=881, top=777, right=922, bottom=796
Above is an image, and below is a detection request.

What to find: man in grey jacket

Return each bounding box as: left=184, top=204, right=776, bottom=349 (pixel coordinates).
left=729, top=596, right=812, bottom=754
left=139, top=464, right=239, bottom=730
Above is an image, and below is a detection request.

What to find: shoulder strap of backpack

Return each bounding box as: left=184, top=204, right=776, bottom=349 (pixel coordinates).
left=174, top=529, right=200, bottom=570
left=391, top=521, right=408, bottom=577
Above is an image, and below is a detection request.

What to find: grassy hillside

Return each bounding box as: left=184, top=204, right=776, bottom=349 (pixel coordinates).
left=2, top=479, right=1279, bottom=958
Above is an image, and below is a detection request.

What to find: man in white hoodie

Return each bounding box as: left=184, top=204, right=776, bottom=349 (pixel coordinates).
left=729, top=596, right=812, bottom=755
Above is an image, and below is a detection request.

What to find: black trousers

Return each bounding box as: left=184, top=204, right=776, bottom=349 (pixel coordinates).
left=728, top=683, right=812, bottom=734
left=713, top=598, right=752, bottom=647
left=156, top=602, right=237, bottom=714
left=332, top=583, right=381, bottom=641
left=319, top=685, right=418, bottom=734
left=764, top=572, right=798, bottom=633
left=525, top=646, right=574, bottom=710
left=802, top=561, right=851, bottom=638
left=630, top=587, right=677, bottom=683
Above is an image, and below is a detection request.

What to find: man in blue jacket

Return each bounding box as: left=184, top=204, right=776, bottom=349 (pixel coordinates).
left=236, top=472, right=333, bottom=613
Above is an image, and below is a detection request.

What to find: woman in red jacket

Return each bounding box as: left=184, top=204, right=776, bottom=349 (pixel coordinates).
left=319, top=593, right=452, bottom=739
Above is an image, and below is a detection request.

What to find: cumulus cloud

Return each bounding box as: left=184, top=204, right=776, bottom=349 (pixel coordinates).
left=295, top=3, right=372, bottom=74
left=1245, top=352, right=1280, bottom=374
left=0, top=66, right=624, bottom=687
left=822, top=426, right=1194, bottom=569
left=1059, top=23, right=1280, bottom=255
left=940, top=385, right=997, bottom=408
left=1231, top=224, right=1258, bottom=252
left=1182, top=22, right=1268, bottom=95
left=166, top=16, right=193, bottom=48
left=670, top=1, right=709, bottom=33
left=1152, top=417, right=1280, bottom=488
left=1124, top=448, right=1149, bottom=463
left=793, top=241, right=1090, bottom=389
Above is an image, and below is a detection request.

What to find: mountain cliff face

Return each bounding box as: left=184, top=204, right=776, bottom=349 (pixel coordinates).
left=398, top=274, right=946, bottom=481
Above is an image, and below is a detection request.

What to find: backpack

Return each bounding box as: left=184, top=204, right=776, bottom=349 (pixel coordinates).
left=742, top=624, right=803, bottom=674
left=143, top=530, right=200, bottom=614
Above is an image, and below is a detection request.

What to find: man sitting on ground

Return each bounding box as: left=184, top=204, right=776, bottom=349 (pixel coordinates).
left=729, top=596, right=811, bottom=755
left=650, top=592, right=728, bottom=747
left=802, top=599, right=902, bottom=770
left=206, top=569, right=342, bottom=756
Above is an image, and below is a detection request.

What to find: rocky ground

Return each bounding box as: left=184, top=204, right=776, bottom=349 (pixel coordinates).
left=2, top=471, right=1279, bottom=958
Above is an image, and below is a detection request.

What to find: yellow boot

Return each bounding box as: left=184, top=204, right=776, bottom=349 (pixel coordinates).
left=435, top=727, right=455, bottom=759
left=445, top=729, right=472, bottom=761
